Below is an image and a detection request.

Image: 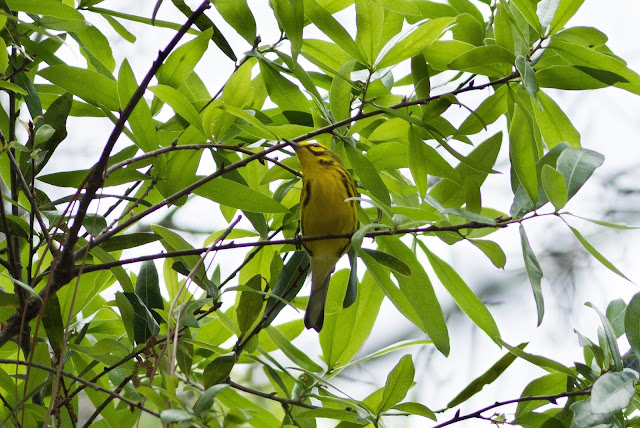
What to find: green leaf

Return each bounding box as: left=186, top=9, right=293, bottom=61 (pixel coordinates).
left=569, top=399, right=614, bottom=428
left=536, top=0, right=560, bottom=30
left=344, top=143, right=391, bottom=206
left=377, top=17, right=454, bottom=68
left=355, top=0, right=384, bottom=65
left=99, top=233, right=162, bottom=252
left=541, top=164, right=568, bottom=210
left=118, top=60, right=159, bottom=152
left=512, top=0, right=542, bottom=33
left=448, top=45, right=514, bottom=75
left=150, top=84, right=205, bottom=135
left=157, top=28, right=212, bottom=88
left=606, top=299, right=626, bottom=339
left=533, top=90, right=581, bottom=148
left=271, top=0, right=304, bottom=59
left=0, top=80, right=27, bottom=95
left=357, top=249, right=424, bottom=334
left=115, top=292, right=136, bottom=346
left=469, top=239, right=507, bottom=269
left=515, top=373, right=569, bottom=417
left=103, top=15, right=136, bottom=43
left=457, top=85, right=508, bottom=136
left=510, top=142, right=571, bottom=217
left=567, top=225, right=630, bottom=281
left=392, top=402, right=435, bottom=420
left=123, top=292, right=160, bottom=345
left=591, top=370, right=638, bottom=414
left=213, top=0, right=255, bottom=44
left=7, top=0, right=85, bottom=20
left=377, top=355, right=415, bottom=414
left=42, top=295, right=65, bottom=358
left=516, top=55, right=539, bottom=99
left=586, top=302, right=623, bottom=371
left=510, top=105, right=539, bottom=204
left=194, top=177, right=289, bottom=213
left=411, top=54, right=430, bottom=102
left=265, top=326, right=324, bottom=372
left=502, top=341, right=575, bottom=376
left=203, top=355, right=235, bottom=388
left=264, top=251, right=309, bottom=326
left=549, top=39, right=640, bottom=95
left=297, top=408, right=360, bottom=422
left=556, top=147, right=604, bottom=200
left=553, top=26, right=608, bottom=48
left=303, top=0, right=365, bottom=63
left=549, top=0, right=585, bottom=34
left=39, top=65, right=119, bottom=111
left=625, top=293, right=640, bottom=362
left=151, top=224, right=205, bottom=282
left=379, top=237, right=449, bottom=356
left=237, top=274, right=264, bottom=334
left=259, top=60, right=310, bottom=113
left=330, top=60, right=356, bottom=123
left=160, top=409, right=194, bottom=424
left=73, top=24, right=116, bottom=73
left=520, top=225, right=544, bottom=326
left=408, top=126, right=428, bottom=198
left=89, top=245, right=134, bottom=292
left=193, top=385, right=228, bottom=418
left=422, top=244, right=501, bottom=343
left=210, top=104, right=276, bottom=141
left=38, top=167, right=150, bottom=188
left=448, top=343, right=527, bottom=408
left=361, top=248, right=411, bottom=277
left=320, top=271, right=384, bottom=370
left=429, top=132, right=502, bottom=208
left=135, top=261, right=163, bottom=323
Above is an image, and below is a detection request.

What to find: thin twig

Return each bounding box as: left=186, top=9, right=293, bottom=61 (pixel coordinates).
left=432, top=390, right=590, bottom=428
left=0, top=359, right=160, bottom=419
left=6, top=151, right=57, bottom=255
left=228, top=380, right=316, bottom=410
left=81, top=374, right=135, bottom=427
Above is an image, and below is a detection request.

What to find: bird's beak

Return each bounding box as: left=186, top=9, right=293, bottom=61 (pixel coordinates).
left=287, top=139, right=300, bottom=149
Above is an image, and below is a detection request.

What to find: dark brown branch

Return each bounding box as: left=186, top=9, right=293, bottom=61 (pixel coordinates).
left=105, top=143, right=301, bottom=178
left=433, top=390, right=590, bottom=428
left=228, top=380, right=316, bottom=410
left=0, top=359, right=160, bottom=419
left=81, top=374, right=135, bottom=427
left=79, top=217, right=518, bottom=275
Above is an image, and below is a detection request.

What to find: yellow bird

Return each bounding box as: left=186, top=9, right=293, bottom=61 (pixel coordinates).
left=292, top=141, right=358, bottom=332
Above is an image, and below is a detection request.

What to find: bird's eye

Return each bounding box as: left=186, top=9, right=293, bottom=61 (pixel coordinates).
left=312, top=143, right=320, bottom=147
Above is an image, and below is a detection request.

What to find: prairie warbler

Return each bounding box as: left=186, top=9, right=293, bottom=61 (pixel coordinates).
left=293, top=141, right=358, bottom=332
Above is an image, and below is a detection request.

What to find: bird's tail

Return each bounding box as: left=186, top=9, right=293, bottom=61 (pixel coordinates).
left=304, top=256, right=336, bottom=332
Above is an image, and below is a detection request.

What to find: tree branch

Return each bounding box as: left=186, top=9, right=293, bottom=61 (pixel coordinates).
left=433, top=389, right=590, bottom=427
left=78, top=217, right=522, bottom=275
left=105, top=142, right=301, bottom=178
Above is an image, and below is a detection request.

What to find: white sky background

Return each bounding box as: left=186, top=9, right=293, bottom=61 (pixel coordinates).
left=36, top=0, right=640, bottom=426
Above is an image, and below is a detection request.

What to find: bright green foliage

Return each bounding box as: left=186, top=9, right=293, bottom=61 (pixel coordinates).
left=0, top=1, right=637, bottom=427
